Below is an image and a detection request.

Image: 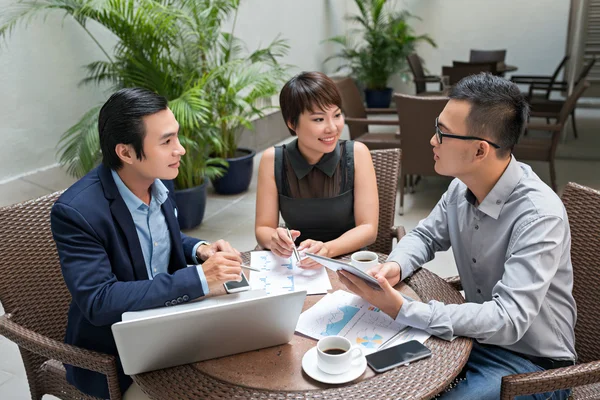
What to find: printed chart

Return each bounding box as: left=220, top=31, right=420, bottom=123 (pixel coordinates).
left=249, top=251, right=331, bottom=295
left=296, top=290, right=429, bottom=354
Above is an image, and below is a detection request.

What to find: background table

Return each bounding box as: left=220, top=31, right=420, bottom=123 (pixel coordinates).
left=134, top=252, right=472, bottom=400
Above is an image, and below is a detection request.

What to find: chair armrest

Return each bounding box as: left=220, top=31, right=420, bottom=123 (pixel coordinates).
left=390, top=226, right=406, bottom=241
left=529, top=110, right=560, bottom=118
left=530, top=82, right=568, bottom=91
left=501, top=360, right=600, bottom=400
left=414, top=76, right=441, bottom=83
left=444, top=275, right=463, bottom=291
left=526, top=122, right=562, bottom=132
left=345, top=117, right=399, bottom=126
left=0, top=314, right=122, bottom=398
left=365, top=108, right=397, bottom=114
left=511, top=75, right=552, bottom=83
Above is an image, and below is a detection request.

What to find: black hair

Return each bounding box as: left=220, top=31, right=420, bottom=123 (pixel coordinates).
left=98, top=87, right=168, bottom=169
left=449, top=73, right=529, bottom=158
left=279, top=71, right=342, bottom=136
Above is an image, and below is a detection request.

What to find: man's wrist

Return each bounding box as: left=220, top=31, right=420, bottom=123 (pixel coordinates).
left=193, top=241, right=211, bottom=263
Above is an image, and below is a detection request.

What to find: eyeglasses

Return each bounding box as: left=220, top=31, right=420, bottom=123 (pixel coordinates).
left=435, top=118, right=501, bottom=149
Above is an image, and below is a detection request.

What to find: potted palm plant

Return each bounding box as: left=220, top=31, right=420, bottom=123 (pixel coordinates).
left=325, top=0, right=436, bottom=108
left=0, top=0, right=267, bottom=227
left=204, top=12, right=289, bottom=195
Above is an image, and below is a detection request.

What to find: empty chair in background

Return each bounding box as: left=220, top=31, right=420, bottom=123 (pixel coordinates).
left=469, top=49, right=506, bottom=63
left=407, top=53, right=445, bottom=95
left=393, top=93, right=449, bottom=214
left=334, top=77, right=401, bottom=150
left=514, top=79, right=590, bottom=191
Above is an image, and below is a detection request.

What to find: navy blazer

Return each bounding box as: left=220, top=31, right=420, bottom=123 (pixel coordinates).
left=51, top=164, right=206, bottom=398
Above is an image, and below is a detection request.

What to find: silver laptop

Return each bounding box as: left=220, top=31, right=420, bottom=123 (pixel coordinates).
left=111, top=290, right=307, bottom=375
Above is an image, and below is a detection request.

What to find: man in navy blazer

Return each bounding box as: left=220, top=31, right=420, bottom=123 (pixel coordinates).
left=51, top=88, right=244, bottom=399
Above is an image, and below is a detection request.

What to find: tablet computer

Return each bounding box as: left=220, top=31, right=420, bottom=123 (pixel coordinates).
left=305, top=253, right=382, bottom=290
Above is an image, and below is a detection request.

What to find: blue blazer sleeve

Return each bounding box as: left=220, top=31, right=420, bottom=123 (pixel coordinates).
left=51, top=202, right=207, bottom=327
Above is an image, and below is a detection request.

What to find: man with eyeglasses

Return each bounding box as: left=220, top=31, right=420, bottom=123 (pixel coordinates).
left=339, top=73, right=575, bottom=399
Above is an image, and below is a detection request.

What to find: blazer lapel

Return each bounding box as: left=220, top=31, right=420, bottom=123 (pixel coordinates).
left=162, top=197, right=186, bottom=273
left=98, top=165, right=149, bottom=280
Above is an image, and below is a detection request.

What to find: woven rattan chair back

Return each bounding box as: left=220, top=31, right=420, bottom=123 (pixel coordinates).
left=561, top=183, right=600, bottom=364
left=0, top=191, right=68, bottom=341
left=368, top=148, right=401, bottom=254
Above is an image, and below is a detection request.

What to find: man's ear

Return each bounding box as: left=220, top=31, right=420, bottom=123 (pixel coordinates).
left=115, top=144, right=135, bottom=165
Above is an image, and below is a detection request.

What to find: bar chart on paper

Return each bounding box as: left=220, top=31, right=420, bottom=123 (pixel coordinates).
left=249, top=251, right=331, bottom=295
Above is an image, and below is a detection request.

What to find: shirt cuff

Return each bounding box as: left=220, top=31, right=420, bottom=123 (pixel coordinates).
left=195, top=265, right=210, bottom=295
left=394, top=294, right=433, bottom=331
left=387, top=254, right=414, bottom=282
left=192, top=241, right=210, bottom=264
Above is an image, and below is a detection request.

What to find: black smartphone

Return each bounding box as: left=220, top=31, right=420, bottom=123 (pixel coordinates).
left=366, top=340, right=432, bottom=373
left=223, top=271, right=251, bottom=293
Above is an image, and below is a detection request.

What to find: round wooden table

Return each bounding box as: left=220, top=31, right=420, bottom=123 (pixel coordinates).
left=133, top=252, right=472, bottom=400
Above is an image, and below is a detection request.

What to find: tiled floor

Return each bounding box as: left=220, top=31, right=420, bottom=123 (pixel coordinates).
left=1, top=113, right=600, bottom=398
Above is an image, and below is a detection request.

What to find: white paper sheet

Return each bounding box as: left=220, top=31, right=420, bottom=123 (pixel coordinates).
left=296, top=290, right=430, bottom=355
left=249, top=251, right=332, bottom=295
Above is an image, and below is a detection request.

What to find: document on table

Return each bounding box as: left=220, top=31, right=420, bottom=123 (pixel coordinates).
left=249, top=251, right=332, bottom=295
left=296, top=290, right=430, bottom=355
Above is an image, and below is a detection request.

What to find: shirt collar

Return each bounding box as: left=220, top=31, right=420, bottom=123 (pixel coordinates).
left=111, top=169, right=169, bottom=212
left=473, top=155, right=524, bottom=219
left=286, top=138, right=342, bottom=180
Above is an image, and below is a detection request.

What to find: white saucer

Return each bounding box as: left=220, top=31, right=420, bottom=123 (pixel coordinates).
left=301, top=346, right=367, bottom=384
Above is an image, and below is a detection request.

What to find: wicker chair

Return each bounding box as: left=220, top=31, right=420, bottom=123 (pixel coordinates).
left=527, top=57, right=596, bottom=140
left=407, top=53, right=444, bottom=95
left=469, top=49, right=506, bottom=63
left=368, top=148, right=405, bottom=254
left=445, top=182, right=600, bottom=399
left=334, top=77, right=402, bottom=150
left=0, top=192, right=122, bottom=400
left=393, top=93, right=449, bottom=214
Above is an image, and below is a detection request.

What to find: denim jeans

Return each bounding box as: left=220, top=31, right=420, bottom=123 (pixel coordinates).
left=440, top=342, right=571, bottom=400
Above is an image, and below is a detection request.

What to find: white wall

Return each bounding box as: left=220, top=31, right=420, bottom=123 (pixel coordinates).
left=389, top=0, right=570, bottom=92
left=0, top=0, right=569, bottom=181
left=0, top=0, right=115, bottom=181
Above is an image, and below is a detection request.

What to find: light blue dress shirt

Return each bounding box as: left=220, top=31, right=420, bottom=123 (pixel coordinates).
left=111, top=170, right=209, bottom=293
left=389, top=156, right=576, bottom=361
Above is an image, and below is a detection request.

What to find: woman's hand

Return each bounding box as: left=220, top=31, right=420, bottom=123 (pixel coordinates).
left=297, top=239, right=330, bottom=269
left=269, top=227, right=300, bottom=258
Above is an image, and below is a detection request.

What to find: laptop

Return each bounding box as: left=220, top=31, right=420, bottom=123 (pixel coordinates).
left=111, top=289, right=307, bottom=375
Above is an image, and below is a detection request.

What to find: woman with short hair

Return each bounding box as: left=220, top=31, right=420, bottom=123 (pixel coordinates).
left=255, top=71, right=379, bottom=268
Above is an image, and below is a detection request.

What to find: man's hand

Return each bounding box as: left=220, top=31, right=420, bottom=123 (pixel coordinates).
left=201, top=251, right=243, bottom=293
left=366, top=261, right=402, bottom=287
left=269, top=228, right=300, bottom=258
left=337, top=268, right=404, bottom=320
left=196, top=239, right=241, bottom=262
left=297, top=239, right=329, bottom=269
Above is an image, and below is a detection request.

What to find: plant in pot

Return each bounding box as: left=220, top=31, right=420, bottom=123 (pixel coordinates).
left=203, top=11, right=289, bottom=195
left=324, top=0, right=436, bottom=108
left=0, top=0, right=237, bottom=228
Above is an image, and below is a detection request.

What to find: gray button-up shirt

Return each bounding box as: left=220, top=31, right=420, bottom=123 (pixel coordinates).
left=389, top=156, right=576, bottom=361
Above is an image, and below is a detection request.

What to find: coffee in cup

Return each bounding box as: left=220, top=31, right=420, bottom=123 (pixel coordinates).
left=351, top=251, right=378, bottom=272
left=316, top=336, right=364, bottom=375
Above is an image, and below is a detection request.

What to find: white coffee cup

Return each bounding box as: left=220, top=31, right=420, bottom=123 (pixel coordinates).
left=316, top=335, right=364, bottom=375
left=351, top=251, right=379, bottom=272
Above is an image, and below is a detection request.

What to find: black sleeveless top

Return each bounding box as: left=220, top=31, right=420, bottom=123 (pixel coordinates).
left=274, top=139, right=356, bottom=243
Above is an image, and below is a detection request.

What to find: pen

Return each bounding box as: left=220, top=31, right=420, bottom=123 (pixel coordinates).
left=378, top=326, right=411, bottom=350
left=286, top=227, right=301, bottom=262
left=240, top=264, right=261, bottom=272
